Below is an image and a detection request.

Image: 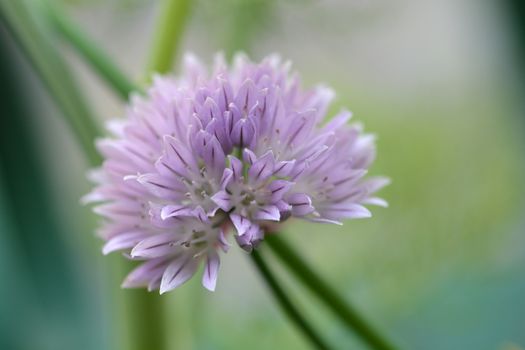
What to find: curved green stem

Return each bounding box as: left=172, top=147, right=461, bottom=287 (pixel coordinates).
left=146, top=0, right=192, bottom=76
left=265, top=234, right=399, bottom=350
left=43, top=2, right=140, bottom=99
left=251, top=250, right=331, bottom=350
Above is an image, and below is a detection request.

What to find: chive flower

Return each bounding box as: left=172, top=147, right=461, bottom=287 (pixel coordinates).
left=84, top=53, right=388, bottom=294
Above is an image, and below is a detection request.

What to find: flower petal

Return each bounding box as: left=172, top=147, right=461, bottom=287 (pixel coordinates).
left=211, top=190, right=233, bottom=211
left=227, top=155, right=243, bottom=181
left=202, top=250, right=220, bottom=291
left=253, top=205, right=280, bottom=221
left=218, top=229, right=231, bottom=252
left=220, top=168, right=234, bottom=189
left=273, top=160, right=296, bottom=177
left=160, top=204, right=194, bottom=220
left=231, top=118, right=255, bottom=148
left=235, top=224, right=263, bottom=252
left=248, top=151, right=275, bottom=184
left=162, top=135, right=198, bottom=172
left=230, top=214, right=251, bottom=236
left=268, top=180, right=294, bottom=202
left=102, top=231, right=149, bottom=255
left=320, top=203, right=372, bottom=220
left=287, top=193, right=315, bottom=216
left=131, top=233, right=179, bottom=259
left=160, top=254, right=199, bottom=294
left=122, top=258, right=168, bottom=288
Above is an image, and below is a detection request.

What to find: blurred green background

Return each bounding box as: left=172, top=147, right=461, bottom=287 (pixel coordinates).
left=1, top=0, right=525, bottom=349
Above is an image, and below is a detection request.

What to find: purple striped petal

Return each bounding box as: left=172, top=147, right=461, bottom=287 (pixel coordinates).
left=102, top=231, right=148, bottom=255
left=253, top=205, right=281, bottom=221
left=268, top=180, right=294, bottom=202
left=230, top=214, right=251, bottom=236
left=160, top=204, right=194, bottom=220
left=273, top=160, right=296, bottom=177
left=160, top=254, right=199, bottom=294
left=248, top=151, right=275, bottom=184
left=231, top=118, right=256, bottom=148
left=288, top=193, right=315, bottom=216
left=131, top=233, right=179, bottom=258
left=202, top=250, right=220, bottom=291
left=121, top=257, right=169, bottom=288
left=228, top=155, right=243, bottom=181
left=211, top=190, right=233, bottom=211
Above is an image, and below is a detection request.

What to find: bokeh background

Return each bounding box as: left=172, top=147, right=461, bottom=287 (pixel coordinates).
left=1, top=0, right=525, bottom=349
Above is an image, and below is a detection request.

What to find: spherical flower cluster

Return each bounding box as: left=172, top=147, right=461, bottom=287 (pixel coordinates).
left=84, top=53, right=388, bottom=294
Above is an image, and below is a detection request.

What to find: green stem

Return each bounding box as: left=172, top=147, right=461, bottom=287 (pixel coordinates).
left=265, top=234, right=398, bottom=350
left=123, top=289, right=167, bottom=350
left=146, top=0, right=192, bottom=76
left=43, top=1, right=140, bottom=99
left=250, top=250, right=331, bottom=350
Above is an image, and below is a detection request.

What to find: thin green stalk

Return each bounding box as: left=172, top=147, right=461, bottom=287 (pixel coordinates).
left=43, top=1, right=140, bottom=99
left=123, top=289, right=167, bottom=350
left=251, top=250, right=331, bottom=350
left=146, top=0, right=192, bottom=76
left=266, top=234, right=398, bottom=350
left=0, top=0, right=102, bottom=165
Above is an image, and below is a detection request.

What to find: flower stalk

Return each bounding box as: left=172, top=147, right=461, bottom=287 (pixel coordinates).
left=146, top=0, right=192, bottom=76
left=250, top=250, right=331, bottom=350
left=265, top=234, right=398, bottom=350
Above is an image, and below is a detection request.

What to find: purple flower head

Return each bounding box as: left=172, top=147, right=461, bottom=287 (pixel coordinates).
left=84, top=53, right=388, bottom=294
